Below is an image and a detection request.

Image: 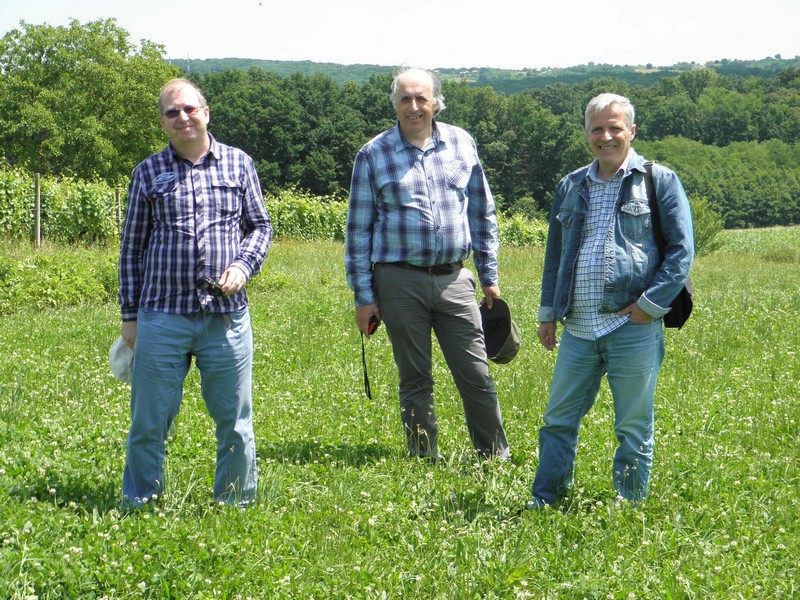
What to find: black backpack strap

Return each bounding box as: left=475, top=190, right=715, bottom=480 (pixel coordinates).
left=644, top=161, right=666, bottom=260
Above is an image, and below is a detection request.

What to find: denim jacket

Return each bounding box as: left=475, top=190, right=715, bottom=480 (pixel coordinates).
left=538, top=150, right=694, bottom=323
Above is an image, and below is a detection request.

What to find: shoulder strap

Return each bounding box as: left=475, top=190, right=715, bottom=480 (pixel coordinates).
left=644, top=161, right=666, bottom=259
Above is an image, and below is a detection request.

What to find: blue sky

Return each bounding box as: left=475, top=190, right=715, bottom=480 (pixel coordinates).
left=1, top=0, right=798, bottom=70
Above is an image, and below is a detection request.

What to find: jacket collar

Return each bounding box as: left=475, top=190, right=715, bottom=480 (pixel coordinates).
left=569, top=148, right=645, bottom=186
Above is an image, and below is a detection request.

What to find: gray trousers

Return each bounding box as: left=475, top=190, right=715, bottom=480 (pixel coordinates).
left=373, top=263, right=510, bottom=459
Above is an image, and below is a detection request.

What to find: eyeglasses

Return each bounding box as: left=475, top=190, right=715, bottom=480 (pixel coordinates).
left=162, top=105, right=204, bottom=119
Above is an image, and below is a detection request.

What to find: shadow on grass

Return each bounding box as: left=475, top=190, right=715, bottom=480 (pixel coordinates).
left=258, top=439, right=396, bottom=467
left=10, top=477, right=120, bottom=514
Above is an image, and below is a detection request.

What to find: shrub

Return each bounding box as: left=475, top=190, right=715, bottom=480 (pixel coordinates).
left=497, top=212, right=548, bottom=248
left=42, top=177, right=121, bottom=244
left=690, top=195, right=724, bottom=257
left=0, top=167, right=35, bottom=239
left=265, top=189, right=347, bottom=241
left=0, top=164, right=123, bottom=244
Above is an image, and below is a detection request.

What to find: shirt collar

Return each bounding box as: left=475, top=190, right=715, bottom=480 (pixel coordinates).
left=167, top=133, right=219, bottom=163
left=392, top=121, right=441, bottom=153
left=586, top=150, right=632, bottom=184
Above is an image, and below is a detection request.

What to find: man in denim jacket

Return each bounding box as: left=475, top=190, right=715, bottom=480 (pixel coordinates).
left=529, top=93, right=694, bottom=509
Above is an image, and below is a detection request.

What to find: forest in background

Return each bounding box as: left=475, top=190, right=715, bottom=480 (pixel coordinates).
left=2, top=19, right=800, bottom=229
left=173, top=55, right=800, bottom=91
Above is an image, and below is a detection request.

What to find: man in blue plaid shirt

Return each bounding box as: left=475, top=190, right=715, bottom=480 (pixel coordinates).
left=118, top=78, right=272, bottom=507
left=345, top=67, right=510, bottom=462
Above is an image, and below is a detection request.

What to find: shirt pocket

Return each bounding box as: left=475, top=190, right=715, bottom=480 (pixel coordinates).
left=444, top=160, right=472, bottom=192
left=210, top=177, right=243, bottom=216
left=619, top=200, right=651, bottom=242
left=149, top=178, right=183, bottom=224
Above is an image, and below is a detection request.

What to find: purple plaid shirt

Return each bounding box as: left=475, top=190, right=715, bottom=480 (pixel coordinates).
left=119, top=134, right=272, bottom=321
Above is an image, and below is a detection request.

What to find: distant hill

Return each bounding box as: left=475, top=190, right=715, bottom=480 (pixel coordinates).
left=170, top=58, right=394, bottom=84
left=170, top=55, right=800, bottom=91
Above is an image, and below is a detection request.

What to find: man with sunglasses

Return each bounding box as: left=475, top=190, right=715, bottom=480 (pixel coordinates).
left=345, top=68, right=510, bottom=463
left=118, top=78, right=272, bottom=507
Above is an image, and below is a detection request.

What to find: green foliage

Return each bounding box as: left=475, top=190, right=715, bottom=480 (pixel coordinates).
left=0, top=166, right=34, bottom=238
left=175, top=57, right=395, bottom=84
left=637, top=137, right=800, bottom=228
left=688, top=195, right=724, bottom=257
left=0, top=164, right=123, bottom=243
left=0, top=241, right=118, bottom=315
left=183, top=55, right=800, bottom=93
left=497, top=212, right=548, bottom=248
left=4, top=19, right=800, bottom=230
left=764, top=246, right=800, bottom=263
left=0, top=233, right=798, bottom=597
left=197, top=69, right=389, bottom=197
left=264, top=189, right=348, bottom=241
left=716, top=225, right=800, bottom=259
left=40, top=177, right=121, bottom=244
left=0, top=19, right=179, bottom=185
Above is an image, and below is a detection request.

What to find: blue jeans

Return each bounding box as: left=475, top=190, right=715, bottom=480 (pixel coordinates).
left=532, top=320, right=665, bottom=505
left=123, top=308, right=256, bottom=506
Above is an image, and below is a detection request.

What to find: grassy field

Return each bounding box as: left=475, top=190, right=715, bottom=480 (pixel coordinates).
left=0, top=228, right=798, bottom=598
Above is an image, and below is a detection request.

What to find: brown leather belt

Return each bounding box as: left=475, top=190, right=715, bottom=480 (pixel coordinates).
left=390, top=261, right=463, bottom=275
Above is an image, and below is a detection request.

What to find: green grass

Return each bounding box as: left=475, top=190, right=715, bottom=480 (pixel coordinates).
left=0, top=232, right=798, bottom=598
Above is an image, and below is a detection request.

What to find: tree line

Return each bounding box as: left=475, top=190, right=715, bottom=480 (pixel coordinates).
left=2, top=19, right=799, bottom=229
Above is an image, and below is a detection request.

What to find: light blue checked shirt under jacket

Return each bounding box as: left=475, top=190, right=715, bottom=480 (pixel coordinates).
left=345, top=122, right=499, bottom=307
left=564, top=159, right=630, bottom=340
left=119, top=134, right=272, bottom=321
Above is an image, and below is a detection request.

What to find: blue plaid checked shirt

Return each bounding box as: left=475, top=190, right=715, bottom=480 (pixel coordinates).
left=345, top=122, right=499, bottom=307
left=119, top=135, right=272, bottom=321
left=564, top=159, right=630, bottom=340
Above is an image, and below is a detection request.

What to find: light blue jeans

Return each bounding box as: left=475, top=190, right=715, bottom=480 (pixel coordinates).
left=532, top=320, right=665, bottom=506
left=123, top=307, right=256, bottom=506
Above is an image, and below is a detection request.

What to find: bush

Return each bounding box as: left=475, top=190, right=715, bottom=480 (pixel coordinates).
left=0, top=164, right=123, bottom=244
left=0, top=167, right=35, bottom=239
left=690, top=195, right=724, bottom=257
left=265, top=189, right=348, bottom=241
left=497, top=212, right=548, bottom=248
left=42, top=177, right=121, bottom=244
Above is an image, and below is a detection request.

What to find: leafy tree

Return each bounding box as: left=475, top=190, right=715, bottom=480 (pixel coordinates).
left=697, top=87, right=762, bottom=146
left=0, top=19, right=179, bottom=184
left=200, top=69, right=372, bottom=195
left=199, top=68, right=307, bottom=194
left=490, top=93, right=589, bottom=213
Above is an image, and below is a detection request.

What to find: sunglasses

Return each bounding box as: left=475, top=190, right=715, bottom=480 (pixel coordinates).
left=162, top=105, right=204, bottom=119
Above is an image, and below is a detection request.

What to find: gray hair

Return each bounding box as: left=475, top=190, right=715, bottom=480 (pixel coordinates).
left=158, top=78, right=207, bottom=115
left=390, top=67, right=446, bottom=116
left=584, top=93, right=635, bottom=130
